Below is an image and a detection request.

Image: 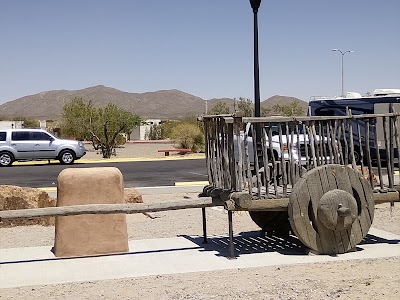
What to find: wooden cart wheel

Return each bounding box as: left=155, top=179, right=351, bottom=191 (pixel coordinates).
left=288, top=164, right=375, bottom=254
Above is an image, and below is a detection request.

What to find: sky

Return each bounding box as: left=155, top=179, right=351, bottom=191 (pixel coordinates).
left=1, top=0, right=399, bottom=105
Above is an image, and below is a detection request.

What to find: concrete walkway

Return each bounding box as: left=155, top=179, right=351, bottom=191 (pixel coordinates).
left=1, top=227, right=399, bottom=289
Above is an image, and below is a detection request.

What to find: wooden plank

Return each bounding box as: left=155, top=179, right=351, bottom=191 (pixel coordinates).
left=336, top=120, right=345, bottom=165
left=393, top=114, right=400, bottom=193
left=234, top=123, right=244, bottom=191
left=277, top=124, right=288, bottom=195
left=251, top=124, right=262, bottom=198
left=261, top=126, right=270, bottom=197
left=243, top=124, right=253, bottom=193
left=364, top=119, right=374, bottom=187
left=356, top=120, right=365, bottom=174
left=0, top=198, right=217, bottom=220
left=228, top=123, right=236, bottom=190
left=239, top=112, right=400, bottom=123
left=373, top=117, right=384, bottom=189
left=268, top=127, right=278, bottom=196
left=383, top=116, right=393, bottom=187
left=347, top=110, right=357, bottom=169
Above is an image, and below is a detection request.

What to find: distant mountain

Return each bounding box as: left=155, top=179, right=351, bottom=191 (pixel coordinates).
left=261, top=95, right=309, bottom=115
left=0, top=85, right=308, bottom=120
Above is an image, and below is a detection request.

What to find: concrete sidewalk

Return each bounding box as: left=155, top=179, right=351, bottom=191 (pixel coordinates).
left=1, top=227, right=399, bottom=289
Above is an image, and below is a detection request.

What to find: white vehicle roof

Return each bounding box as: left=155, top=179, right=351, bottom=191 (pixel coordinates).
left=373, top=89, right=400, bottom=96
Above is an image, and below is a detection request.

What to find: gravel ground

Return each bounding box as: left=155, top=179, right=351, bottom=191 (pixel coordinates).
left=1, top=142, right=400, bottom=299
left=83, top=141, right=199, bottom=159
left=1, top=198, right=399, bottom=299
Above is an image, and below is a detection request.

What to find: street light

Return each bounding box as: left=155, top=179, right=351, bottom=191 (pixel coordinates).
left=332, top=49, right=354, bottom=97
left=249, top=0, right=263, bottom=169
left=250, top=0, right=261, bottom=117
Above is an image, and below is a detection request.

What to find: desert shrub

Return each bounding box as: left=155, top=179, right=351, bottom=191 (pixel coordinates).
left=170, top=122, right=205, bottom=152
left=145, top=123, right=166, bottom=140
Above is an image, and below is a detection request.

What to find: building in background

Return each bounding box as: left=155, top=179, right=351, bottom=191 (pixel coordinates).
left=0, top=121, right=24, bottom=129
left=129, top=119, right=162, bottom=141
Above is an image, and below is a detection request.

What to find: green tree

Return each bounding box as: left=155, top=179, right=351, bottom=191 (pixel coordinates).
left=209, top=101, right=230, bottom=115
left=272, top=100, right=305, bottom=116
left=170, top=121, right=204, bottom=153
left=61, top=97, right=94, bottom=140
left=236, top=97, right=254, bottom=117
left=261, top=106, right=271, bottom=116
left=61, top=97, right=141, bottom=158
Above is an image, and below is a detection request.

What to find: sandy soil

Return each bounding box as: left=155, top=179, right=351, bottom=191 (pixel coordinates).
left=1, top=195, right=399, bottom=299
left=1, top=143, right=400, bottom=299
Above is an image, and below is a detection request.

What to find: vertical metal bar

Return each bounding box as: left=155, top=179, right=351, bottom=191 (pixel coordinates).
left=202, top=207, right=208, bottom=244
left=228, top=211, right=236, bottom=259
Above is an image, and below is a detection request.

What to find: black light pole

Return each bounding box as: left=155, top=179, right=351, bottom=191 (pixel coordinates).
left=250, top=0, right=261, bottom=118
left=250, top=0, right=263, bottom=169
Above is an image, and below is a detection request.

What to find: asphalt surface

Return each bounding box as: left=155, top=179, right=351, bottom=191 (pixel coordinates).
left=0, top=157, right=208, bottom=188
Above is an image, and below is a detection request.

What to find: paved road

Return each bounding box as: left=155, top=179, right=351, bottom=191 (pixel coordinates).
left=0, top=159, right=208, bottom=188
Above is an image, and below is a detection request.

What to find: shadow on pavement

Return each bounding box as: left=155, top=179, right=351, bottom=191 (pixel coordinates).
left=183, top=231, right=400, bottom=258
left=182, top=231, right=308, bottom=258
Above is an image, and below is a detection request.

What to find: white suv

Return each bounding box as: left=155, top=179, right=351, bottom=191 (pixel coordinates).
left=235, top=122, right=326, bottom=166
left=0, top=129, right=86, bottom=166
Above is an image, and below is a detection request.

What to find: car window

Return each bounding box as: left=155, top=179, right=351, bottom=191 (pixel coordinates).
left=0, top=132, right=6, bottom=141
left=11, top=131, right=31, bottom=141
left=32, top=131, right=52, bottom=141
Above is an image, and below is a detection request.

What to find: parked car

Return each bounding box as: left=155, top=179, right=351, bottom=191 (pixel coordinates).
left=0, top=129, right=86, bottom=167
left=235, top=122, right=328, bottom=167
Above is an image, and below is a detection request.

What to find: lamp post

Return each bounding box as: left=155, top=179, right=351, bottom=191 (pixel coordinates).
left=250, top=0, right=261, bottom=117
left=249, top=0, right=263, bottom=170
left=332, top=49, right=354, bottom=97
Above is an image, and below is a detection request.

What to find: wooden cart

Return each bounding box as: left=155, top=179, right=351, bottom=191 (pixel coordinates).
left=200, top=111, right=400, bottom=257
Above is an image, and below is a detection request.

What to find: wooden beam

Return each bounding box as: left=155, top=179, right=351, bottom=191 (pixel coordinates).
left=373, top=190, right=400, bottom=204
left=0, top=198, right=218, bottom=220
left=0, top=191, right=398, bottom=221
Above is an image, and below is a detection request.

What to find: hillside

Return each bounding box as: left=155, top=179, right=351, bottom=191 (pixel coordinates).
left=0, top=85, right=308, bottom=120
